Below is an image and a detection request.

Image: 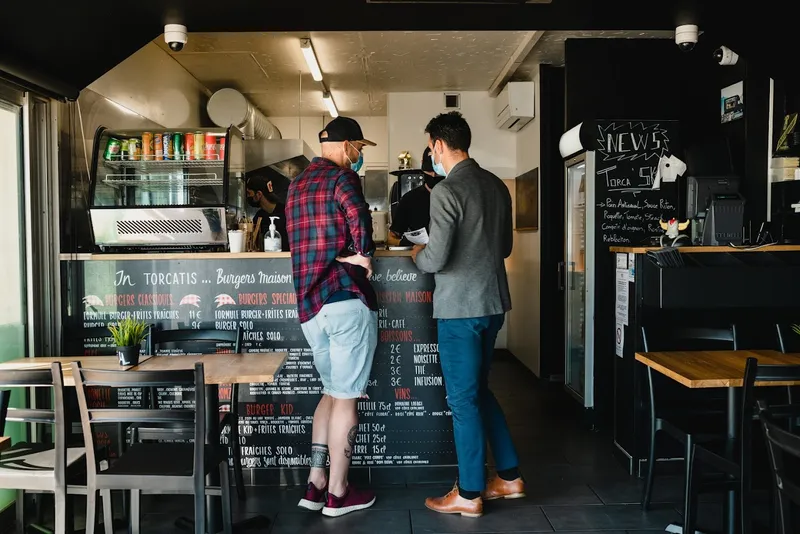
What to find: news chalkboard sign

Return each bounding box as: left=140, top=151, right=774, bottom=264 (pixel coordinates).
left=62, top=257, right=456, bottom=470
left=593, top=120, right=680, bottom=246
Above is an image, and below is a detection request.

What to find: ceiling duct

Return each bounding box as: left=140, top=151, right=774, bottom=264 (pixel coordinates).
left=207, top=88, right=282, bottom=140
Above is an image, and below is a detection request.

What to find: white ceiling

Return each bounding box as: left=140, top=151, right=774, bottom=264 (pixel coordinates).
left=156, top=30, right=672, bottom=117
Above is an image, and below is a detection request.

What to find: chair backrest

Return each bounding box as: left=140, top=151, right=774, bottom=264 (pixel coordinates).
left=72, top=362, right=206, bottom=480
left=775, top=323, right=800, bottom=354
left=0, top=363, right=67, bottom=484
left=641, top=325, right=738, bottom=352
left=741, top=359, right=800, bottom=489
left=148, top=327, right=242, bottom=356
left=758, top=400, right=800, bottom=531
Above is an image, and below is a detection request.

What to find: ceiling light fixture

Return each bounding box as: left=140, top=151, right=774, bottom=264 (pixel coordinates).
left=322, top=92, right=338, bottom=118
left=300, top=38, right=323, bottom=82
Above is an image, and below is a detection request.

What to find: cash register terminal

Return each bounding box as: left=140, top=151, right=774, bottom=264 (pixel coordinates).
left=686, top=176, right=745, bottom=245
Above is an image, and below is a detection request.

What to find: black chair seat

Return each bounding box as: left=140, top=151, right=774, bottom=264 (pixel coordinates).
left=105, top=442, right=224, bottom=478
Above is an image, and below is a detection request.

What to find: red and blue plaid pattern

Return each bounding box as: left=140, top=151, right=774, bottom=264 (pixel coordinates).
left=286, top=157, right=377, bottom=323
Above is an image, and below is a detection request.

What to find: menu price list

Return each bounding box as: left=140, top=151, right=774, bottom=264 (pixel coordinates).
left=65, top=257, right=456, bottom=468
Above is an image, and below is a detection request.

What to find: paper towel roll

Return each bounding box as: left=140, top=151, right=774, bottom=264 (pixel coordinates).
left=559, top=122, right=584, bottom=158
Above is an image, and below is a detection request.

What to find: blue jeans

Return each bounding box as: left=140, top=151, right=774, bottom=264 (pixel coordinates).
left=438, top=315, right=519, bottom=492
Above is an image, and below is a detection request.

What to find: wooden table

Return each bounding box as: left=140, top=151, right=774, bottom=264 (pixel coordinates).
left=0, top=352, right=287, bottom=534
left=635, top=349, right=800, bottom=388
left=636, top=349, right=800, bottom=534
left=0, top=353, right=286, bottom=387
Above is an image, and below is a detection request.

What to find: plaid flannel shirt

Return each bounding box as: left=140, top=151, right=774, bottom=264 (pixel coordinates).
left=285, top=157, right=377, bottom=323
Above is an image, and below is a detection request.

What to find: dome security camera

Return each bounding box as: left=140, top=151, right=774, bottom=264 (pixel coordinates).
left=164, top=24, right=188, bottom=52
left=714, top=46, right=739, bottom=66
left=675, top=24, right=699, bottom=52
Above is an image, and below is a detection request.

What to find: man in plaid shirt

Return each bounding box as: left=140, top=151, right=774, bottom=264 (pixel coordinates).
left=285, top=117, right=378, bottom=517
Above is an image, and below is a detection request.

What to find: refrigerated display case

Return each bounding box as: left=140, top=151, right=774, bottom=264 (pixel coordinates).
left=563, top=152, right=595, bottom=408
left=88, top=126, right=246, bottom=251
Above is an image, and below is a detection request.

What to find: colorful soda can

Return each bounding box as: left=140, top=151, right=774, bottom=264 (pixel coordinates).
left=185, top=133, right=195, bottom=160
left=173, top=133, right=184, bottom=160
left=141, top=132, right=153, bottom=160
left=193, top=132, right=204, bottom=160
left=154, top=133, right=164, bottom=160
left=104, top=138, right=121, bottom=160
left=128, top=138, right=141, bottom=161
left=163, top=133, right=174, bottom=160
left=205, top=133, right=217, bottom=160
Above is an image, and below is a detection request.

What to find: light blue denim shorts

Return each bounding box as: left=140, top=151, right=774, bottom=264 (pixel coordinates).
left=300, top=299, right=377, bottom=399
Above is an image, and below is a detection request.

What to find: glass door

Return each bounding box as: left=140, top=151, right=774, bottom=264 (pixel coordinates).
left=564, top=154, right=587, bottom=401
left=0, top=90, right=28, bottom=509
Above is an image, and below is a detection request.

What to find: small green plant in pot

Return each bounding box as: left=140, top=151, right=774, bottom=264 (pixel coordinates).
left=108, top=317, right=149, bottom=366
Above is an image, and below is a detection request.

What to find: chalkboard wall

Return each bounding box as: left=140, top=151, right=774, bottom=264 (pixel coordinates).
left=61, top=256, right=456, bottom=483
left=592, top=120, right=681, bottom=247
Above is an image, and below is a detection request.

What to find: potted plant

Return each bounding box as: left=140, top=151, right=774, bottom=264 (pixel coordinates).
left=108, top=317, right=149, bottom=366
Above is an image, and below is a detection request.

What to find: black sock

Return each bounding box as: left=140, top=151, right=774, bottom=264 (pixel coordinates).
left=497, top=467, right=520, bottom=481
left=458, top=486, right=481, bottom=500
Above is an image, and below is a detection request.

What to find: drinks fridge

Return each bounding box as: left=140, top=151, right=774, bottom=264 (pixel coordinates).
left=562, top=152, right=595, bottom=409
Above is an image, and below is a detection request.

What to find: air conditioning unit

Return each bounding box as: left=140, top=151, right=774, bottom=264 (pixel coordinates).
left=494, top=81, right=535, bottom=132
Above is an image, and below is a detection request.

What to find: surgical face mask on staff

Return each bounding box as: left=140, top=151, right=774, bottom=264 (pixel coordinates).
left=430, top=142, right=447, bottom=177
left=344, top=142, right=364, bottom=173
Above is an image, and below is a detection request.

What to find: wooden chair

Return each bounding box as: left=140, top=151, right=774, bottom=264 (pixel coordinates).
left=0, top=363, right=86, bottom=534
left=73, top=361, right=233, bottom=534
left=640, top=325, right=737, bottom=512
left=683, top=358, right=800, bottom=534
left=132, top=327, right=246, bottom=501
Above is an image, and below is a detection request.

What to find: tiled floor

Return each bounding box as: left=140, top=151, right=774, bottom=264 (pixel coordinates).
left=71, top=352, right=759, bottom=532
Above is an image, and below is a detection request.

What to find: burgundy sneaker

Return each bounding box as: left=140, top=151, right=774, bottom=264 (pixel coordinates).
left=322, top=485, right=376, bottom=517
left=298, top=482, right=327, bottom=511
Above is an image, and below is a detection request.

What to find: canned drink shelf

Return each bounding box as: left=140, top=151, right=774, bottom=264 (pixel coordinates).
left=103, top=155, right=224, bottom=171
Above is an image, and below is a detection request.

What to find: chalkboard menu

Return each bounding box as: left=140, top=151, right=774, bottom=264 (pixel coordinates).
left=62, top=257, right=456, bottom=470
left=593, top=120, right=680, bottom=245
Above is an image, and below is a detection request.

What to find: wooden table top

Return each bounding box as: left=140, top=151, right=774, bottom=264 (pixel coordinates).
left=0, top=437, right=10, bottom=453
left=0, top=352, right=287, bottom=386
left=635, top=350, right=800, bottom=388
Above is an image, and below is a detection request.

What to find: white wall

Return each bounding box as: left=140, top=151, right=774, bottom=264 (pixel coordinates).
left=506, top=66, right=541, bottom=375
left=87, top=42, right=210, bottom=128
left=268, top=116, right=389, bottom=169
left=387, top=92, right=517, bottom=178
left=387, top=91, right=517, bottom=349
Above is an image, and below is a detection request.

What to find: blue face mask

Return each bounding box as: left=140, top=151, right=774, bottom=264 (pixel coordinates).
left=351, top=151, right=364, bottom=173
left=346, top=143, right=364, bottom=173
left=431, top=151, right=446, bottom=177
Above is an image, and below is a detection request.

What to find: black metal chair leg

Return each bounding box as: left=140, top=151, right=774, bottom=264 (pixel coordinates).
left=642, top=428, right=657, bottom=510
left=684, top=444, right=698, bottom=534
left=682, top=434, right=694, bottom=525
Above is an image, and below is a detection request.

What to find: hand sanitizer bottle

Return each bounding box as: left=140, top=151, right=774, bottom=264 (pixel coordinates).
left=264, top=216, right=282, bottom=252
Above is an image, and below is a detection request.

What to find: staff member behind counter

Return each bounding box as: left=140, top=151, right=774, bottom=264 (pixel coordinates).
left=246, top=174, right=290, bottom=251
left=388, top=147, right=445, bottom=246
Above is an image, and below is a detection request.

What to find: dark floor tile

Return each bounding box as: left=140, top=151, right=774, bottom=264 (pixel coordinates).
left=589, top=476, right=682, bottom=505
left=272, top=509, right=410, bottom=534
left=542, top=503, right=681, bottom=531
left=410, top=505, right=553, bottom=533
left=370, top=485, right=452, bottom=510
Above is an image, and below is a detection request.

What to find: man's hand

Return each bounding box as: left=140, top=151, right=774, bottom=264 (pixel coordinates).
left=411, top=244, right=426, bottom=263
left=336, top=254, right=374, bottom=278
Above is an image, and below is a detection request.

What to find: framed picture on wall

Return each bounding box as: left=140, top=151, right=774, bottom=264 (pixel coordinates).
left=515, top=167, right=539, bottom=232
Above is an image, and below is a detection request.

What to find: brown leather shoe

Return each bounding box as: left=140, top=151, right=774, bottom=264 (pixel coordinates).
left=482, top=475, right=526, bottom=501
left=425, top=486, right=483, bottom=518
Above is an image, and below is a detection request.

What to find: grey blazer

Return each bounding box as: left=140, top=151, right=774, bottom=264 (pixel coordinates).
left=415, top=158, right=513, bottom=319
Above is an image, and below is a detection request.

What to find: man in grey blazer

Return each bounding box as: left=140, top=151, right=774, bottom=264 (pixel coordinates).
left=412, top=112, right=524, bottom=517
